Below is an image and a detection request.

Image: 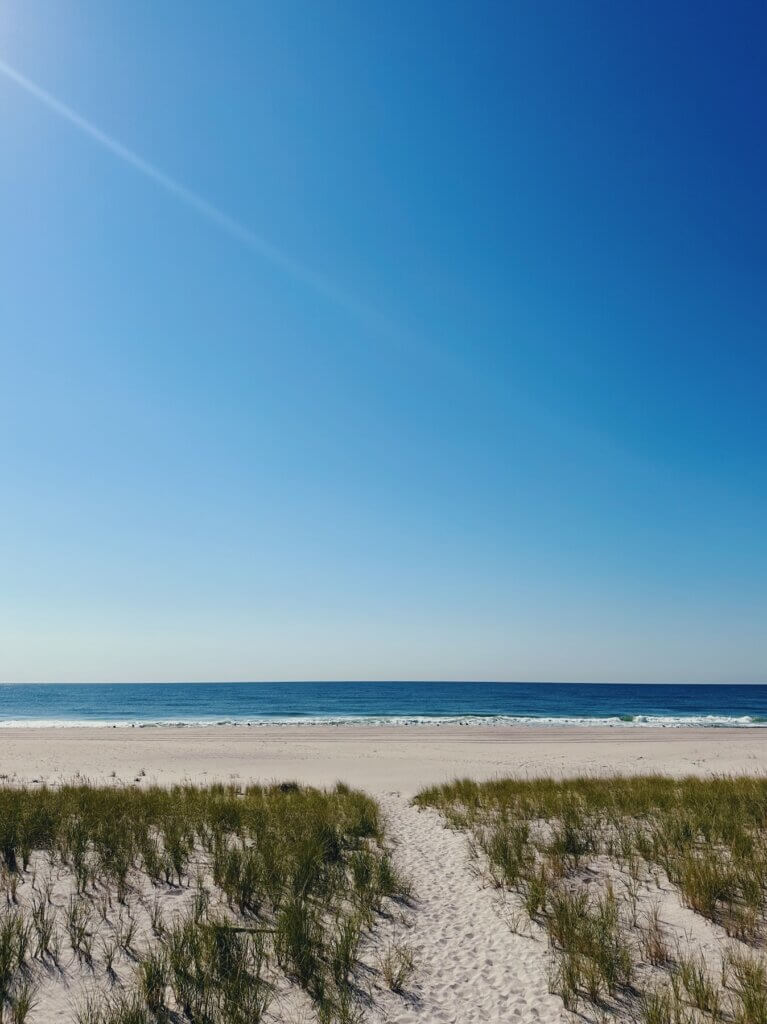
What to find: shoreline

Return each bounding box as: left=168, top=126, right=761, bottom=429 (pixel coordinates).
left=2, top=723, right=767, bottom=796
left=1, top=713, right=765, bottom=728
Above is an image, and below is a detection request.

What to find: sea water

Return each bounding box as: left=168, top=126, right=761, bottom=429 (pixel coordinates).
left=0, top=681, right=765, bottom=728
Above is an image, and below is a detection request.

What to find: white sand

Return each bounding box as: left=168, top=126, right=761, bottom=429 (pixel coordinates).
left=1, top=723, right=766, bottom=795
left=375, top=792, right=568, bottom=1023
left=3, top=724, right=767, bottom=1023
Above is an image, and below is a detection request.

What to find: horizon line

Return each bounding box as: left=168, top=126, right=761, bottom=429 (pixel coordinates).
left=1, top=680, right=765, bottom=687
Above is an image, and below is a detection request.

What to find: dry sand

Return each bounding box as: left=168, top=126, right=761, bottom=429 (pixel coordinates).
left=1, top=723, right=765, bottom=795
left=3, top=725, right=767, bottom=1023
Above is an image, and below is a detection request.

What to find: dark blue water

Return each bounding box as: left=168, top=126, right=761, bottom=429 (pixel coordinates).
left=0, top=682, right=766, bottom=728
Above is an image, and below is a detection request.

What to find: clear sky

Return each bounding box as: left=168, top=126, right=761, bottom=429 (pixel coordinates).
left=1, top=2, right=765, bottom=684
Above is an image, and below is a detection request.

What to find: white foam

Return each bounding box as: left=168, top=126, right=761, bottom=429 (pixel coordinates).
left=0, top=713, right=763, bottom=729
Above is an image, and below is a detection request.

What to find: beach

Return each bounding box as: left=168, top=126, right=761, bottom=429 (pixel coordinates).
left=2, top=723, right=766, bottom=794
left=3, top=725, right=767, bottom=1024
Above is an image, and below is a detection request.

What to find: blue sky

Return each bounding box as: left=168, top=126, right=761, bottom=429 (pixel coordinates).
left=1, top=2, right=765, bottom=683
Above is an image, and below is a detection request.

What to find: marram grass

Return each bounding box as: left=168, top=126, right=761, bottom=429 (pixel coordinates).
left=0, top=781, right=410, bottom=1023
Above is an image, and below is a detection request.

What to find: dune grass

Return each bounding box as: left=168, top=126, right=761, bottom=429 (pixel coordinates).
left=0, top=781, right=410, bottom=1023
left=416, top=774, right=767, bottom=1023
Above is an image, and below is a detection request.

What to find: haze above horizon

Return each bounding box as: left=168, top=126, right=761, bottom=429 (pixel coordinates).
left=1, top=2, right=765, bottom=684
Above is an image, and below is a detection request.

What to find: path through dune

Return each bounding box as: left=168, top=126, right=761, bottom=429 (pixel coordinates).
left=369, top=794, right=567, bottom=1024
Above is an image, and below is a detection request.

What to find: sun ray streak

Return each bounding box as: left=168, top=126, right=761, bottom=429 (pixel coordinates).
left=0, top=57, right=381, bottom=325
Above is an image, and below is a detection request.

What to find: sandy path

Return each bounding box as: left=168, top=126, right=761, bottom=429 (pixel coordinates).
left=374, top=793, right=566, bottom=1024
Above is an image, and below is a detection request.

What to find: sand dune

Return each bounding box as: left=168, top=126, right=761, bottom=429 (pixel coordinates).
left=3, top=725, right=767, bottom=1023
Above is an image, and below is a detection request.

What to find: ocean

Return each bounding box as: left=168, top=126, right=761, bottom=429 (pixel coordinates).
left=0, top=681, right=765, bottom=728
